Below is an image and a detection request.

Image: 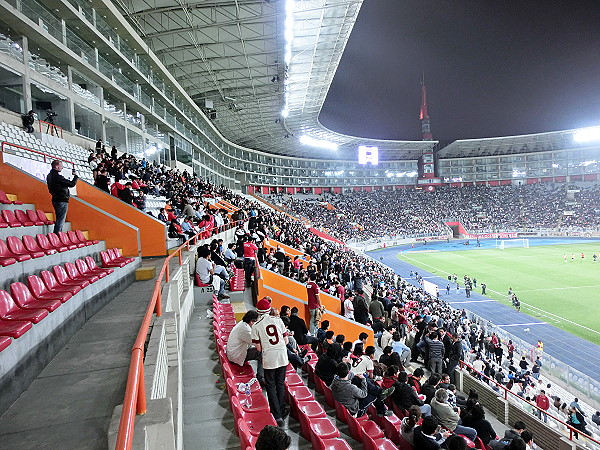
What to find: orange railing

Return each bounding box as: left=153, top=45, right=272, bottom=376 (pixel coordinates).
left=459, top=360, right=600, bottom=444
left=115, top=219, right=246, bottom=449
left=1, top=141, right=75, bottom=168
left=39, top=120, right=63, bottom=138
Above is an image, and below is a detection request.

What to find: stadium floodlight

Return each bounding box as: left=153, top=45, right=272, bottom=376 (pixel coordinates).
left=573, top=127, right=600, bottom=143
left=300, top=135, right=338, bottom=151
left=358, top=146, right=379, bottom=165
left=406, top=171, right=418, bottom=177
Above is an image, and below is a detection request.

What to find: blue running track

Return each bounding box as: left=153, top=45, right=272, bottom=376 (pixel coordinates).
left=367, top=240, right=600, bottom=384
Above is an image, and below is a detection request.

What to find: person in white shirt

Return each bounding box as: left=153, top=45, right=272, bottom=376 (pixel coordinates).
left=196, top=246, right=229, bottom=299
left=251, top=298, right=289, bottom=427
left=226, top=310, right=263, bottom=383
left=352, top=345, right=376, bottom=377
left=343, top=293, right=355, bottom=320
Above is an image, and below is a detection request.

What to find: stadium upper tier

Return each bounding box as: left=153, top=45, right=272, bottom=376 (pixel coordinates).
left=0, top=0, right=599, bottom=191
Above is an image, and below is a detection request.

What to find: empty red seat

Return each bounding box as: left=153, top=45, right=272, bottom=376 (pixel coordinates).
left=53, top=265, right=90, bottom=289
left=225, top=379, right=268, bottom=413
left=40, top=270, right=82, bottom=295
left=308, top=417, right=340, bottom=449
left=14, top=209, right=34, bottom=226
left=222, top=360, right=255, bottom=382
left=314, top=437, right=353, bottom=450
left=0, top=214, right=8, bottom=228
left=236, top=419, right=258, bottom=450
left=84, top=256, right=114, bottom=276
left=0, top=290, right=48, bottom=323
left=68, top=231, right=91, bottom=247
left=27, top=275, right=72, bottom=303
left=0, top=239, right=31, bottom=262
left=0, top=319, right=32, bottom=338
left=58, top=232, right=84, bottom=249
left=100, top=250, right=126, bottom=268
left=47, top=233, right=70, bottom=252
left=26, top=209, right=46, bottom=225
left=36, top=210, right=54, bottom=225
left=0, top=190, right=23, bottom=205
left=296, top=400, right=327, bottom=438
left=11, top=282, right=62, bottom=312
left=7, top=236, right=43, bottom=259
left=23, top=235, right=57, bottom=256
left=108, top=248, right=135, bottom=264
left=64, top=262, right=99, bottom=284
left=76, top=230, right=98, bottom=245
left=75, top=259, right=107, bottom=280
left=0, top=335, right=11, bottom=352
left=230, top=396, right=277, bottom=436
left=362, top=435, right=397, bottom=450
left=36, top=234, right=64, bottom=253
left=286, top=385, right=313, bottom=403
left=1, top=210, right=22, bottom=227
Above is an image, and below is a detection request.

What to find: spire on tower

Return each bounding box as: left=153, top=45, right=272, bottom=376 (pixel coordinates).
left=419, top=72, right=433, bottom=140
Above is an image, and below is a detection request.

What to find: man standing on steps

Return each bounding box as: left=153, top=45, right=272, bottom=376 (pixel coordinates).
left=306, top=273, right=321, bottom=335
left=46, top=160, right=78, bottom=233
left=251, top=298, right=289, bottom=427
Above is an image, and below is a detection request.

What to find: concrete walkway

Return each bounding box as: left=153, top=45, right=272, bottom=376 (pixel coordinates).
left=0, top=258, right=164, bottom=450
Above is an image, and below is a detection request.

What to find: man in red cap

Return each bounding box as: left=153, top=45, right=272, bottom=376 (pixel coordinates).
left=251, top=297, right=289, bottom=426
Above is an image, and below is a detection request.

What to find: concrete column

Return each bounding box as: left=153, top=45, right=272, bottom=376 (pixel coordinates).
left=21, top=36, right=32, bottom=112
left=66, top=66, right=75, bottom=132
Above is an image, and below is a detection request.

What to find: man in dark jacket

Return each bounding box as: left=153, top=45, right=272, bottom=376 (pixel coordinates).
left=390, top=370, right=431, bottom=416
left=288, top=307, right=318, bottom=346
left=47, top=160, right=78, bottom=233
left=446, top=333, right=464, bottom=384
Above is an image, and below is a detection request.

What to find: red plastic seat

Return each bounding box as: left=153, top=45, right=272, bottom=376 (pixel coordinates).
left=398, top=434, right=415, bottom=450
left=0, top=290, right=48, bottom=323
left=363, top=435, right=397, bottom=450
left=0, top=318, right=32, bottom=338
left=58, top=231, right=85, bottom=248
left=75, top=259, right=107, bottom=280
left=68, top=231, right=91, bottom=247
left=314, top=372, right=326, bottom=394
left=51, top=232, right=77, bottom=250
left=322, top=383, right=336, bottom=408
left=381, top=413, right=403, bottom=445
left=230, top=396, right=276, bottom=436
left=53, top=265, right=91, bottom=289
left=36, top=210, right=54, bottom=225
left=14, top=209, right=35, bottom=226
left=236, top=419, right=258, bottom=450
left=308, top=417, right=340, bottom=449
left=0, top=335, right=11, bottom=352
left=0, top=190, right=23, bottom=205
left=225, top=379, right=268, bottom=413
left=296, top=399, right=327, bottom=438
left=40, top=270, right=82, bottom=295
left=100, top=250, right=126, bottom=268
left=1, top=210, right=22, bottom=227
left=109, top=248, right=135, bottom=264
left=0, top=214, right=9, bottom=228
left=84, top=257, right=114, bottom=276
left=27, top=275, right=72, bottom=303
left=36, top=234, right=60, bottom=253
left=314, top=437, right=353, bottom=450
left=47, top=233, right=71, bottom=252
left=65, top=262, right=99, bottom=283
left=222, top=360, right=255, bottom=382
left=7, top=236, right=44, bottom=259
left=23, top=235, right=56, bottom=256
left=75, top=230, right=98, bottom=245
left=287, top=385, right=313, bottom=404
left=10, top=282, right=62, bottom=312
left=0, top=239, right=31, bottom=262
left=0, top=253, right=17, bottom=267
left=285, top=371, right=304, bottom=387
left=26, top=209, right=46, bottom=225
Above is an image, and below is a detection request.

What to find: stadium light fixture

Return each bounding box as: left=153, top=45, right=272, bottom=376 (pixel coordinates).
left=300, top=134, right=338, bottom=151
left=281, top=0, right=295, bottom=119
left=573, top=127, right=600, bottom=143
left=406, top=171, right=418, bottom=177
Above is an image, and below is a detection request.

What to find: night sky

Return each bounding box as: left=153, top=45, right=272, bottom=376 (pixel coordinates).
left=319, top=0, right=600, bottom=145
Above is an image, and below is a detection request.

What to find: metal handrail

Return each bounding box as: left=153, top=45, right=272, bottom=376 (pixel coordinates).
left=0, top=141, right=76, bottom=168
left=38, top=120, right=63, bottom=138
left=459, top=360, right=600, bottom=445
left=115, top=218, right=246, bottom=450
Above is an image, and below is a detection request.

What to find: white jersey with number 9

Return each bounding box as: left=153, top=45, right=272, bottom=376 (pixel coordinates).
left=251, top=314, right=288, bottom=370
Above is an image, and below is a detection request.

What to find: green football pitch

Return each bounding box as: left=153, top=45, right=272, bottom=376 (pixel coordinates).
left=398, top=242, right=600, bottom=345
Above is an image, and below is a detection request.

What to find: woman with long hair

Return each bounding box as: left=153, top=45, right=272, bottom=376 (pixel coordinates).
left=400, top=405, right=422, bottom=445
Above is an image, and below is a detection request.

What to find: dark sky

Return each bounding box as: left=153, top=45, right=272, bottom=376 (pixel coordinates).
left=319, top=0, right=600, bottom=145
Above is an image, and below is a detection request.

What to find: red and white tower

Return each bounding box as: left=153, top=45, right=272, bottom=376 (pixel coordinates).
left=419, top=73, right=433, bottom=141
left=418, top=73, right=436, bottom=186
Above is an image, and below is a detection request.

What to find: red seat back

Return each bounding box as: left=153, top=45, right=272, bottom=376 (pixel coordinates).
left=0, top=239, right=14, bottom=258
left=100, top=251, right=112, bottom=266
left=75, top=230, right=88, bottom=242
left=26, top=210, right=40, bottom=223
left=15, top=210, right=33, bottom=225
left=36, top=234, right=54, bottom=250
left=10, top=282, right=35, bottom=307
left=68, top=231, right=81, bottom=244
left=0, top=290, right=19, bottom=316
left=53, top=265, right=71, bottom=284
left=57, top=232, right=72, bottom=246
left=109, top=248, right=120, bottom=259
left=28, top=275, right=50, bottom=297
left=75, top=259, right=91, bottom=275
left=0, top=190, right=10, bottom=204
left=37, top=210, right=52, bottom=224
left=23, top=235, right=43, bottom=253
left=85, top=256, right=99, bottom=269
left=47, top=233, right=63, bottom=248
left=6, top=236, right=27, bottom=256
left=2, top=210, right=21, bottom=226
left=41, top=270, right=60, bottom=290
left=64, top=262, right=82, bottom=279
left=0, top=213, right=8, bottom=227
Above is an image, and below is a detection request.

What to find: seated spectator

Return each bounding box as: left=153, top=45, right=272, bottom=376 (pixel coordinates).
left=390, top=332, right=411, bottom=368
left=461, top=403, right=497, bottom=445
left=446, top=435, right=469, bottom=450
left=379, top=346, right=402, bottom=368
left=413, top=416, right=453, bottom=449
left=315, top=345, right=342, bottom=386
left=168, top=219, right=186, bottom=242
left=226, top=310, right=263, bottom=384
left=408, top=367, right=425, bottom=394
left=330, top=362, right=394, bottom=418
left=489, top=421, right=526, bottom=449
left=389, top=370, right=431, bottom=416
left=316, top=320, right=329, bottom=343
left=421, top=373, right=442, bottom=404
left=351, top=345, right=377, bottom=378
left=157, top=208, right=168, bottom=223
left=400, top=405, right=422, bottom=445
left=430, top=388, right=477, bottom=441
left=196, top=246, right=229, bottom=299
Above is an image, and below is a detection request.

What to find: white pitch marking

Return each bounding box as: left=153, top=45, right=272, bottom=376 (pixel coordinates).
left=496, top=322, right=547, bottom=327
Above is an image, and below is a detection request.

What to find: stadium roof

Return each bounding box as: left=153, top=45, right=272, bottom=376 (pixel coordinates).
left=437, top=127, right=594, bottom=159
left=116, top=0, right=437, bottom=160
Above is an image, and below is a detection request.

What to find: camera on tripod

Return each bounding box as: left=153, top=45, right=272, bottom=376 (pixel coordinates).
left=45, top=109, right=57, bottom=124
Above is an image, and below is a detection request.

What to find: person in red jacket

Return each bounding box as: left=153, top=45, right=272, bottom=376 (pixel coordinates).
left=535, top=389, right=550, bottom=423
